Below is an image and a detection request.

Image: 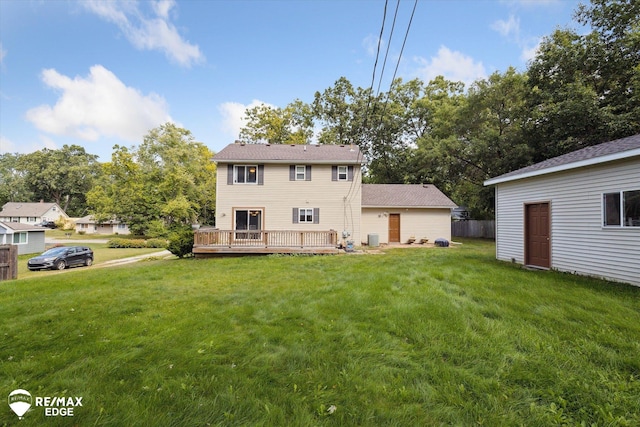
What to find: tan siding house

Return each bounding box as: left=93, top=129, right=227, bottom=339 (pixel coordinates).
left=485, top=133, right=640, bottom=287
left=74, top=215, right=131, bottom=235
left=195, top=143, right=456, bottom=255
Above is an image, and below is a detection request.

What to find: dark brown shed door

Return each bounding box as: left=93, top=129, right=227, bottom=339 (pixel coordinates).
left=389, top=214, right=401, bottom=243
left=525, top=203, right=550, bottom=268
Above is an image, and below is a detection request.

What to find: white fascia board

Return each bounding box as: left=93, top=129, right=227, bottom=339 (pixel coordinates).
left=484, top=149, right=640, bottom=186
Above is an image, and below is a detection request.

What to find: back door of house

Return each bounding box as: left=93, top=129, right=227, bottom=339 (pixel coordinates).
left=389, top=214, right=401, bottom=243
left=525, top=203, right=550, bottom=268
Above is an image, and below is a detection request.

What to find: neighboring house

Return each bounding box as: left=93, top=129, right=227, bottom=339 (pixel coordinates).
left=74, top=215, right=131, bottom=235
left=0, top=202, right=68, bottom=225
left=0, top=222, right=46, bottom=255
left=194, top=143, right=456, bottom=255
left=361, top=184, right=456, bottom=244
left=484, top=133, right=640, bottom=287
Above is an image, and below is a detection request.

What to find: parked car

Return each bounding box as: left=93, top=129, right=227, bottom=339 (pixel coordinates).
left=27, top=246, right=94, bottom=271
left=37, top=221, right=57, bottom=229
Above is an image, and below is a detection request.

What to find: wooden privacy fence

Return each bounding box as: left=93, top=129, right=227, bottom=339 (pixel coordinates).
left=451, top=220, right=495, bottom=239
left=194, top=229, right=338, bottom=248
left=0, top=245, right=18, bottom=281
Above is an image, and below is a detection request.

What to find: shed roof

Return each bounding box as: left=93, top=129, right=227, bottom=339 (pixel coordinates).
left=484, top=133, right=640, bottom=186
left=362, top=184, right=457, bottom=208
left=213, top=143, right=363, bottom=164
left=0, top=221, right=44, bottom=232
left=75, top=215, right=122, bottom=225
left=1, top=202, right=64, bottom=217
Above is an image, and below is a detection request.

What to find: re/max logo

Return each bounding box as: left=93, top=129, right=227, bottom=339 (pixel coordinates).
left=35, top=396, right=83, bottom=407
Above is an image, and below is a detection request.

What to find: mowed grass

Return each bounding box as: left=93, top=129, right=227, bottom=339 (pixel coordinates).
left=16, top=244, right=168, bottom=280
left=1, top=240, right=639, bottom=426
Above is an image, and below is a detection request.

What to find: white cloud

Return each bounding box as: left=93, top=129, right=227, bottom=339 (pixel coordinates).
left=218, top=100, right=274, bottom=140
left=362, top=34, right=384, bottom=57
left=520, top=38, right=541, bottom=62
left=413, top=46, right=486, bottom=87
left=82, top=0, right=203, bottom=67
left=0, top=43, right=6, bottom=65
left=25, top=65, right=172, bottom=142
left=491, top=14, right=520, bottom=39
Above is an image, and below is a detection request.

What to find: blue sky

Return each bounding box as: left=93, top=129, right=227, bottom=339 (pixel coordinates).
left=0, top=0, right=583, bottom=161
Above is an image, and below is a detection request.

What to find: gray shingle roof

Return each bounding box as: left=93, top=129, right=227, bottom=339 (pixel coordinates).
left=485, top=133, right=640, bottom=185
left=0, top=221, right=44, bottom=232
left=1, top=202, right=63, bottom=217
left=362, top=184, right=457, bottom=208
left=213, top=143, right=363, bottom=164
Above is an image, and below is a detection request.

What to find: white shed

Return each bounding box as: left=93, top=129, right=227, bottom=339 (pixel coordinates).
left=484, top=134, right=640, bottom=287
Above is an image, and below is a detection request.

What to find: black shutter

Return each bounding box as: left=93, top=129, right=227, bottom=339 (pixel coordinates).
left=348, top=165, right=354, bottom=181
left=292, top=208, right=299, bottom=224
left=331, top=165, right=337, bottom=181
left=227, top=164, right=234, bottom=185
left=289, top=165, right=295, bottom=181
left=313, top=208, right=319, bottom=224
left=306, top=165, right=312, bottom=181
left=258, top=165, right=264, bottom=185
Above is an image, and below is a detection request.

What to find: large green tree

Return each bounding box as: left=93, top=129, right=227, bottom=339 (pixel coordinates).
left=16, top=145, right=100, bottom=216
left=527, top=0, right=640, bottom=159
left=239, top=100, right=314, bottom=145
left=0, top=153, right=33, bottom=207
left=87, top=123, right=216, bottom=235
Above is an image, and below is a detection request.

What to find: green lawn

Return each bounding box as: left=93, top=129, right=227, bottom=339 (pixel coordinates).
left=1, top=240, right=639, bottom=426
left=16, top=244, right=168, bottom=280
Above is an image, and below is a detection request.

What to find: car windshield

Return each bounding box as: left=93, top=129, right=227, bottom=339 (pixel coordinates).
left=40, top=247, right=70, bottom=256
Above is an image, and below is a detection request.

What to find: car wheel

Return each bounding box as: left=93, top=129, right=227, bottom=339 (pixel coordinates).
left=55, top=261, right=66, bottom=270
left=85, top=258, right=93, bottom=267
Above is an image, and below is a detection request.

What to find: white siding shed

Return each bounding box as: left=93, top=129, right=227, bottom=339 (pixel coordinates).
left=485, top=134, right=640, bottom=287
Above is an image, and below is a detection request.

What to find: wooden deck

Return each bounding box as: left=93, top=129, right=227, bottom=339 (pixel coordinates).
left=193, top=229, right=339, bottom=256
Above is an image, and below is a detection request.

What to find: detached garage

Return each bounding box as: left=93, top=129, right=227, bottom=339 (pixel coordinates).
left=484, top=133, right=640, bottom=287
left=361, top=184, right=457, bottom=245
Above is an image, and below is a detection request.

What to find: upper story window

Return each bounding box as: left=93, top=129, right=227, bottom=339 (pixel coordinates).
left=603, top=189, right=640, bottom=227
left=332, top=165, right=354, bottom=182
left=234, top=165, right=258, bottom=184
left=296, top=165, right=306, bottom=180
left=227, top=164, right=264, bottom=185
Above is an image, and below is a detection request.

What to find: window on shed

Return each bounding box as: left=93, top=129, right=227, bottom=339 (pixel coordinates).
left=603, top=190, right=640, bottom=227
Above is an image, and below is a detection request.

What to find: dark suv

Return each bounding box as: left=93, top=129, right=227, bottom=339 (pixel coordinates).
left=38, top=221, right=57, bottom=229
left=28, top=246, right=94, bottom=271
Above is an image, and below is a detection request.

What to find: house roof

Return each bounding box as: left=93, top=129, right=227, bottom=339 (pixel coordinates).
left=0, top=221, right=44, bottom=232
left=213, top=143, right=363, bottom=164
left=484, top=133, right=640, bottom=186
left=0, top=202, right=64, bottom=217
left=75, top=215, right=122, bottom=225
left=362, top=184, right=457, bottom=208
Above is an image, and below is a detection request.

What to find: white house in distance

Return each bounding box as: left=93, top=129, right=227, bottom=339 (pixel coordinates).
left=193, top=143, right=456, bottom=255
left=74, top=215, right=131, bottom=235
left=0, top=221, right=46, bottom=255
left=0, top=202, right=68, bottom=225
left=484, top=133, right=640, bottom=287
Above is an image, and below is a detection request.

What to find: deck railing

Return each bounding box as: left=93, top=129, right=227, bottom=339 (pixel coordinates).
left=194, top=229, right=338, bottom=248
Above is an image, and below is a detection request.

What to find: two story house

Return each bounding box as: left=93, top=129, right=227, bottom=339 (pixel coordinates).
left=193, top=143, right=456, bottom=255
left=0, top=202, right=68, bottom=225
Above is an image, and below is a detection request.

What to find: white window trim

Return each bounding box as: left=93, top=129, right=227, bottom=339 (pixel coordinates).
left=602, top=189, right=640, bottom=228
left=298, top=208, right=314, bottom=223
left=234, top=165, right=258, bottom=184
left=13, top=232, right=28, bottom=245
left=295, top=165, right=306, bottom=181
left=337, top=165, right=348, bottom=181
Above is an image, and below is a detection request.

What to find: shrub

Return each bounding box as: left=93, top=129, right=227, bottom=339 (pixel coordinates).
left=77, top=231, right=86, bottom=235
left=166, top=227, right=194, bottom=258
left=107, top=238, right=149, bottom=248
left=145, top=238, right=167, bottom=248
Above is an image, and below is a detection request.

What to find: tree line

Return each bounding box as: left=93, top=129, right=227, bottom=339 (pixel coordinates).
left=1, top=0, right=638, bottom=226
